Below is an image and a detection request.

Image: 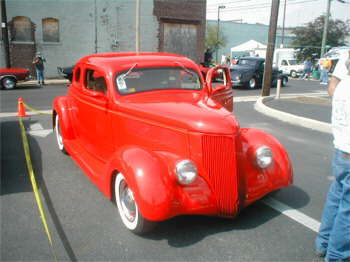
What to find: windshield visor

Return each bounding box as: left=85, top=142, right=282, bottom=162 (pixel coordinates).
left=116, top=67, right=202, bottom=95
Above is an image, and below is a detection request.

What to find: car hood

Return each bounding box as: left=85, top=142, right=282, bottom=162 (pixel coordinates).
left=117, top=91, right=239, bottom=135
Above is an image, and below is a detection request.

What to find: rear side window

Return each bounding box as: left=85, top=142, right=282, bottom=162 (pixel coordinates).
left=74, top=67, right=81, bottom=83
left=84, top=69, right=107, bottom=94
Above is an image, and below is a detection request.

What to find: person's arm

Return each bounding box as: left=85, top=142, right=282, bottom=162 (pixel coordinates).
left=328, top=76, right=340, bottom=96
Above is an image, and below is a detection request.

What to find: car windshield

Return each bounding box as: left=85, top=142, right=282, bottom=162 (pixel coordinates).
left=288, top=60, right=298, bottom=65
left=116, top=67, right=202, bottom=94
left=237, top=59, right=257, bottom=66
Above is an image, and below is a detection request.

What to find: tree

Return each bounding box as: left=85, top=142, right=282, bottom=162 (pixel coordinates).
left=205, top=24, right=227, bottom=54
left=291, top=15, right=350, bottom=60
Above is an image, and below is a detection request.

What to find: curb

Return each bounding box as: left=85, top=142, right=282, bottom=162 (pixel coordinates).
left=254, top=96, right=332, bottom=134
left=17, top=79, right=69, bottom=86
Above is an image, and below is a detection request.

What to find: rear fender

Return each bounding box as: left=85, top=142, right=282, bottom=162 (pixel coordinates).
left=52, top=96, right=75, bottom=140
left=106, top=146, right=174, bottom=221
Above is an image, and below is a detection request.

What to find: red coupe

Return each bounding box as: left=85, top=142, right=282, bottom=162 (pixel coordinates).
left=53, top=52, right=293, bottom=234
left=0, top=68, right=30, bottom=90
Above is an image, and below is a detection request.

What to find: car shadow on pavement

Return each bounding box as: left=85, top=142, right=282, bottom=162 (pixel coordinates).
left=1, top=119, right=33, bottom=195
left=143, top=186, right=310, bottom=248
left=1, top=118, right=77, bottom=262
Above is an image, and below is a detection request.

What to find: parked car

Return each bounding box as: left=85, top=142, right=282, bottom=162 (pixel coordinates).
left=0, top=68, right=30, bottom=89
left=57, top=66, right=74, bottom=81
left=53, top=52, right=293, bottom=234
left=230, top=57, right=288, bottom=89
left=278, top=59, right=304, bottom=77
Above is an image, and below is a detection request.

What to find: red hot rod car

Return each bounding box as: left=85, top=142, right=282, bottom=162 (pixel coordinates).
left=0, top=68, right=30, bottom=89
left=53, top=52, right=293, bottom=234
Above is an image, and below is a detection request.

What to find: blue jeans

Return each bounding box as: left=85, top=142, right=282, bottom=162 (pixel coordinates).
left=320, top=68, right=329, bottom=83
left=36, top=69, right=44, bottom=83
left=316, top=149, right=350, bottom=262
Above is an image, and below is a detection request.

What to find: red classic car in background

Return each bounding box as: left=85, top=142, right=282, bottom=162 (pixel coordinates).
left=0, top=68, right=30, bottom=89
left=53, top=52, right=293, bottom=234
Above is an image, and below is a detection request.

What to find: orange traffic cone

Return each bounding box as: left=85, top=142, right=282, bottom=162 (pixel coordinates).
left=17, top=97, right=27, bottom=117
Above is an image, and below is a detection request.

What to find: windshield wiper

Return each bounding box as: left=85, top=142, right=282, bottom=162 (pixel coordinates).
left=175, top=61, right=195, bottom=76
left=123, top=63, right=138, bottom=78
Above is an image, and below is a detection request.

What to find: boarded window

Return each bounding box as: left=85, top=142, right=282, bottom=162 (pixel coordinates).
left=11, top=16, right=33, bottom=42
left=163, top=23, right=198, bottom=62
left=42, top=18, right=59, bottom=42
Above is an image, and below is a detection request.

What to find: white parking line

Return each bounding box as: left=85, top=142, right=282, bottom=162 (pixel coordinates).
left=262, top=197, right=320, bottom=233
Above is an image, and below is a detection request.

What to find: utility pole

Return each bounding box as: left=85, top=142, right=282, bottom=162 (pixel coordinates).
left=1, top=0, right=10, bottom=67
left=281, top=0, right=287, bottom=48
left=136, top=0, right=140, bottom=52
left=262, top=0, right=280, bottom=97
left=94, top=0, right=98, bottom=53
left=216, top=5, right=225, bottom=63
left=320, top=0, right=331, bottom=57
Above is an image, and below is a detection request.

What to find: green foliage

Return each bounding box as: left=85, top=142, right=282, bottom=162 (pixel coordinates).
left=291, top=15, right=350, bottom=60
left=205, top=24, right=227, bottom=51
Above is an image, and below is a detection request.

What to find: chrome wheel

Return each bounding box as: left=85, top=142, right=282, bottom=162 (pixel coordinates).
left=55, top=115, right=67, bottom=153
left=115, top=174, right=139, bottom=230
left=2, top=77, right=16, bottom=90
left=248, top=78, right=256, bottom=89
left=114, top=173, right=155, bottom=234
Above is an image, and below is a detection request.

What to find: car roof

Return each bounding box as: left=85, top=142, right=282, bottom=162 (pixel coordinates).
left=239, top=56, right=265, bottom=61
left=77, top=52, right=199, bottom=74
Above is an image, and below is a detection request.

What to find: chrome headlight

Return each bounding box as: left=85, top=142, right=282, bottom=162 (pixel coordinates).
left=176, top=160, right=197, bottom=185
left=256, top=146, right=273, bottom=168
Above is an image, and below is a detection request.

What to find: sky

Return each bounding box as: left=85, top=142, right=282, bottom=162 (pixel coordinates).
left=206, top=0, right=350, bottom=27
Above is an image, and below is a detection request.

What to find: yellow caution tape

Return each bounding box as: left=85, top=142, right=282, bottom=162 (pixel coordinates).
left=18, top=118, right=57, bottom=261
left=23, top=103, right=52, bottom=115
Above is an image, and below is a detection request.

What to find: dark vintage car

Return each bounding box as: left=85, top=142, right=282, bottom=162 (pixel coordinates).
left=57, top=66, right=74, bottom=81
left=0, top=68, right=30, bottom=89
left=230, top=57, right=288, bottom=89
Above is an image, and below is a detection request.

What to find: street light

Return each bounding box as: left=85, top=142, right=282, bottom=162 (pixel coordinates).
left=216, top=5, right=225, bottom=63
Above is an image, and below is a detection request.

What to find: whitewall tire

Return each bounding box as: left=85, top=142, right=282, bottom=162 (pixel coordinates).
left=55, top=115, right=67, bottom=154
left=114, top=173, right=155, bottom=234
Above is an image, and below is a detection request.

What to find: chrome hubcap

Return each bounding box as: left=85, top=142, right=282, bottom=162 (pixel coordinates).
left=119, top=182, right=136, bottom=222
left=249, top=79, right=255, bottom=88
left=4, top=79, right=15, bottom=89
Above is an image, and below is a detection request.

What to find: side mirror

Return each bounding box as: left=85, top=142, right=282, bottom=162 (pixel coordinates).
left=206, top=66, right=232, bottom=95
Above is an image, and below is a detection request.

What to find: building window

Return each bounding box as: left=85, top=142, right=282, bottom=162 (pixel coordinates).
left=42, top=18, right=59, bottom=42
left=11, top=16, right=33, bottom=42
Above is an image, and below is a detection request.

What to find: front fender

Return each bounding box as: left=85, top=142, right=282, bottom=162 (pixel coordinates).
left=106, top=146, right=174, bottom=221
left=53, top=96, right=75, bottom=140
left=238, top=128, right=293, bottom=204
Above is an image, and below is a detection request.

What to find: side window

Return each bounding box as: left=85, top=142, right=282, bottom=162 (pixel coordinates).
left=74, top=67, right=81, bottom=83
left=281, top=60, right=288, bottom=66
left=84, top=69, right=107, bottom=94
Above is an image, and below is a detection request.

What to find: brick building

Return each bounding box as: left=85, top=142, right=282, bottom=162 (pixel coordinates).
left=0, top=0, right=206, bottom=77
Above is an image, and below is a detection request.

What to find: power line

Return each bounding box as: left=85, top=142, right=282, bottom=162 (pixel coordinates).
left=207, top=0, right=318, bottom=13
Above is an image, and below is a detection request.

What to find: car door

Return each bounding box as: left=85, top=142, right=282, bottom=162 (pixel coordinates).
left=206, top=66, right=233, bottom=112
left=74, top=67, right=114, bottom=164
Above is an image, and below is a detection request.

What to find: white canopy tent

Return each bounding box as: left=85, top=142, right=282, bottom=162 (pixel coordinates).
left=230, top=40, right=267, bottom=58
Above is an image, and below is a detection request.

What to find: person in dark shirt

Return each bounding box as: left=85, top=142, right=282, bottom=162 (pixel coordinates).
left=32, top=52, right=46, bottom=85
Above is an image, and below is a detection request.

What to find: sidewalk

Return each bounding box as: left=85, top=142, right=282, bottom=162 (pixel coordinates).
left=255, top=95, right=332, bottom=134
left=17, top=79, right=69, bottom=86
